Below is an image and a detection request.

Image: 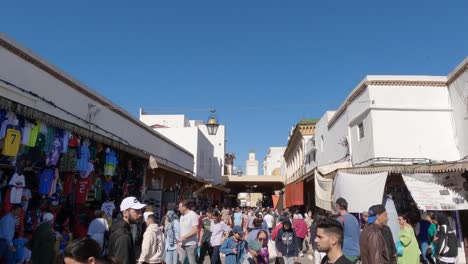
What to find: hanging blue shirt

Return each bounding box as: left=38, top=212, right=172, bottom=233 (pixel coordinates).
left=39, top=168, right=54, bottom=195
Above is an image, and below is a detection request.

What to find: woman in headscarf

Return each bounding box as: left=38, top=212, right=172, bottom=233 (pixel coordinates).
left=164, top=210, right=180, bottom=264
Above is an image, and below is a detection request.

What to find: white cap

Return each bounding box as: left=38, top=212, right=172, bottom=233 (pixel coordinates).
left=144, top=212, right=154, bottom=222
left=120, top=197, right=147, bottom=212
left=43, top=213, right=54, bottom=222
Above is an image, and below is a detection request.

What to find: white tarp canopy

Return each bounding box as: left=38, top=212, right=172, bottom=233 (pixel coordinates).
left=402, top=173, right=468, bottom=211
left=315, top=170, right=334, bottom=211
left=333, top=171, right=388, bottom=213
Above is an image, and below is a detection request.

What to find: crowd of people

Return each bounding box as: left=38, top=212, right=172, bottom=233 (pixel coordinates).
left=0, top=195, right=461, bottom=264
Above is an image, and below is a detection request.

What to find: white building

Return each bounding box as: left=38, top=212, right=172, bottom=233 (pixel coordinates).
left=284, top=119, right=317, bottom=183
left=139, top=111, right=225, bottom=184
left=246, top=150, right=259, bottom=176
left=307, top=57, right=468, bottom=172
left=0, top=33, right=194, bottom=173
left=263, top=147, right=286, bottom=176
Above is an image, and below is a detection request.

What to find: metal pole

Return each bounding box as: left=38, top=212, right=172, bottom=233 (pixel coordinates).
left=455, top=210, right=463, bottom=242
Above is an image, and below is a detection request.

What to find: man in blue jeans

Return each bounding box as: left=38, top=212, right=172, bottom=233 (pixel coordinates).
left=335, top=198, right=360, bottom=263
left=0, top=205, right=22, bottom=263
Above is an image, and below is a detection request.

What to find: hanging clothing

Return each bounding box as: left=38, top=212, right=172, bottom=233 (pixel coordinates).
left=39, top=168, right=54, bottom=196
left=79, top=162, right=94, bottom=178
left=77, top=144, right=90, bottom=172
left=104, top=149, right=118, bottom=176
left=94, top=178, right=102, bottom=202
left=27, top=121, right=41, bottom=147
left=62, top=131, right=71, bottom=153
left=2, top=128, right=22, bottom=156
left=9, top=173, right=26, bottom=204
left=21, top=121, right=34, bottom=146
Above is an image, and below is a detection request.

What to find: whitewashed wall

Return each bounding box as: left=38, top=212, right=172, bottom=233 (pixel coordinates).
left=447, top=59, right=468, bottom=159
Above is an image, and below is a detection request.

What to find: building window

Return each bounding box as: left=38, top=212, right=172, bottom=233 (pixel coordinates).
left=358, top=122, right=364, bottom=140
left=311, top=150, right=316, bottom=162
left=321, top=135, right=324, bottom=152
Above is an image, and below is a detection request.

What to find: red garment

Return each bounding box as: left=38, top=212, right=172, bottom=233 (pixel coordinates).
left=68, top=134, right=79, bottom=147
left=293, top=219, right=308, bottom=238
left=2, top=188, right=12, bottom=213
left=63, top=173, right=74, bottom=195
left=75, top=178, right=91, bottom=204
left=271, top=223, right=283, bottom=241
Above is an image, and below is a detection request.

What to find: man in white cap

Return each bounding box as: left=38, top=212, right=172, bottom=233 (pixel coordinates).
left=108, top=196, right=146, bottom=264
left=31, top=212, right=56, bottom=264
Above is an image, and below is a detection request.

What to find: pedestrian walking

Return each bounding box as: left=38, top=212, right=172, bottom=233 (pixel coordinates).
left=247, top=218, right=267, bottom=242
left=220, top=226, right=247, bottom=264
left=416, top=213, right=431, bottom=264
left=210, top=210, right=230, bottom=264
left=165, top=210, right=180, bottom=264
left=108, top=196, right=147, bottom=264
left=198, top=207, right=213, bottom=264
left=434, top=213, right=458, bottom=264
left=359, top=204, right=393, bottom=264
left=138, top=214, right=164, bottom=264
left=396, top=213, right=420, bottom=264
left=275, top=219, right=298, bottom=264
left=234, top=207, right=243, bottom=228
left=256, top=230, right=269, bottom=264
left=30, top=212, right=56, bottom=264
left=263, top=211, right=274, bottom=233
left=335, top=198, right=360, bottom=263
left=0, top=205, right=22, bottom=263
left=426, top=213, right=438, bottom=264
left=314, top=218, right=352, bottom=264
left=87, top=210, right=109, bottom=248
left=242, top=240, right=262, bottom=264
left=177, top=200, right=199, bottom=264
left=292, top=213, right=308, bottom=257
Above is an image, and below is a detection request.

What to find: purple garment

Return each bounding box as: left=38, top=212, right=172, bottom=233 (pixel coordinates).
left=257, top=246, right=269, bottom=264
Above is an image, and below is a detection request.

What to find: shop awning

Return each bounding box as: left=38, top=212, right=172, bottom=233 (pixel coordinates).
left=284, top=181, right=304, bottom=208
left=333, top=171, right=388, bottom=213
left=315, top=171, right=334, bottom=211
left=338, top=161, right=468, bottom=175
left=194, top=183, right=230, bottom=194
left=402, top=173, right=468, bottom=211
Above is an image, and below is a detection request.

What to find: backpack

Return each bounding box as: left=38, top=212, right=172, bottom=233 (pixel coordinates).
left=440, top=225, right=458, bottom=258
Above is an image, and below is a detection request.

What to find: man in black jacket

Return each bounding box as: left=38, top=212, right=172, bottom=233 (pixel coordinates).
left=108, top=196, right=147, bottom=264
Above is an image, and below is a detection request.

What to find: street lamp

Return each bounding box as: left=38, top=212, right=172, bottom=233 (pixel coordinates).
left=206, top=110, right=220, bottom=135
left=237, top=167, right=243, bottom=176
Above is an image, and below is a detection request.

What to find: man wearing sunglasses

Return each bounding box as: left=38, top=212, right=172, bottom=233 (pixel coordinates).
left=108, top=196, right=147, bottom=264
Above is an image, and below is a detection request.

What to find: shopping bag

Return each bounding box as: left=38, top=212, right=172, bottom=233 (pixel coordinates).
left=268, top=239, right=278, bottom=259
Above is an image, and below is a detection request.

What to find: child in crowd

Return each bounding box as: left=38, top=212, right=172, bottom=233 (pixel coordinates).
left=13, top=231, right=28, bottom=264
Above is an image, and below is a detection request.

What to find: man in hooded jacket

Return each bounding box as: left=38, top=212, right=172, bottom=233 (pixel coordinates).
left=275, top=219, right=299, bottom=264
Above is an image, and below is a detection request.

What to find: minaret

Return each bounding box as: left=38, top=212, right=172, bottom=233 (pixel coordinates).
left=246, top=150, right=259, bottom=176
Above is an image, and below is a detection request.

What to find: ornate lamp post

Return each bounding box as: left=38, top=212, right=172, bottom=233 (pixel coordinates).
left=206, top=110, right=220, bottom=136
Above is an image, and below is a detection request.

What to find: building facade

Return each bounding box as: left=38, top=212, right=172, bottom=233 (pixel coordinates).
left=263, top=147, right=286, bottom=176
left=139, top=112, right=225, bottom=184
left=283, top=119, right=317, bottom=184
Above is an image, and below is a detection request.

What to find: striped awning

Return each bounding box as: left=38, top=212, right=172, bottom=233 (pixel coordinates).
left=338, top=161, right=468, bottom=175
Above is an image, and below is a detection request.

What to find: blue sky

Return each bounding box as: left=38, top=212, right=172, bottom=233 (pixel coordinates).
left=2, top=0, right=468, bottom=171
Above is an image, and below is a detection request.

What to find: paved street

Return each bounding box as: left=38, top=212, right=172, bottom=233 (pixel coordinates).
left=201, top=252, right=315, bottom=264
